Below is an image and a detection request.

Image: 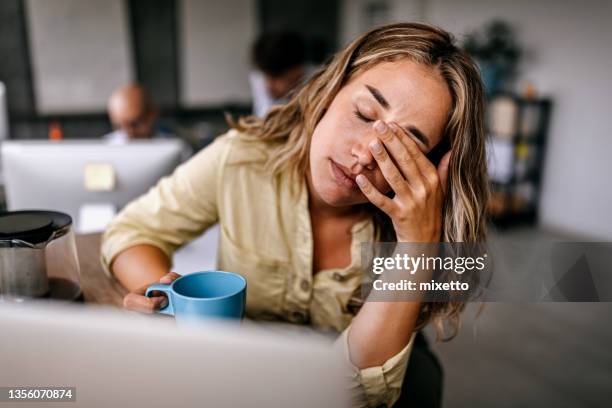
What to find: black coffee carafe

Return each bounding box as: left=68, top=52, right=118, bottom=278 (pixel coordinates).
left=0, top=210, right=82, bottom=301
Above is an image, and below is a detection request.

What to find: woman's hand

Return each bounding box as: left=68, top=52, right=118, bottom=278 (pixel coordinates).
left=122, top=272, right=182, bottom=313
left=356, top=120, right=451, bottom=243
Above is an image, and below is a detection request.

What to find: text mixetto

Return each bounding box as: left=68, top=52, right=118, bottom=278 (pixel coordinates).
left=372, top=279, right=470, bottom=291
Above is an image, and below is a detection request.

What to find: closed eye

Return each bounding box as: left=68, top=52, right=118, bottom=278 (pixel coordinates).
left=353, top=109, right=374, bottom=123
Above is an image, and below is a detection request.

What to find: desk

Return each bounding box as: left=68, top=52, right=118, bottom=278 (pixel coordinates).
left=76, top=233, right=126, bottom=306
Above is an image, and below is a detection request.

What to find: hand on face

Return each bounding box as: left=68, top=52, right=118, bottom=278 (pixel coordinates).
left=355, top=120, right=451, bottom=243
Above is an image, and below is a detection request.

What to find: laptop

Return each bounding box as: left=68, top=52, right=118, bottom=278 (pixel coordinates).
left=0, top=301, right=349, bottom=407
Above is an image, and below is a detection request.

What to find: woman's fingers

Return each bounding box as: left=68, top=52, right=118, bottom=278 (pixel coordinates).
left=123, top=272, right=180, bottom=313
left=367, top=135, right=411, bottom=198
left=123, top=293, right=168, bottom=313
left=373, top=121, right=425, bottom=191
left=159, top=271, right=181, bottom=284
left=355, top=174, right=396, bottom=216
left=388, top=122, right=442, bottom=194
left=131, top=271, right=181, bottom=295
left=388, top=122, right=437, bottom=177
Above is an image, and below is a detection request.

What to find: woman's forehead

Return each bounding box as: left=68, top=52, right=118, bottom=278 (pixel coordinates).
left=350, top=60, right=448, bottom=99
left=346, top=60, right=453, bottom=145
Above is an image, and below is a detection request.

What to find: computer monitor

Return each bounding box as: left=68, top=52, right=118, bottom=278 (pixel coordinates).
left=1, top=139, right=184, bottom=233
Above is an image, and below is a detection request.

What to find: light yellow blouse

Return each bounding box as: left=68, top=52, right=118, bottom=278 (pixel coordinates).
left=101, top=129, right=414, bottom=407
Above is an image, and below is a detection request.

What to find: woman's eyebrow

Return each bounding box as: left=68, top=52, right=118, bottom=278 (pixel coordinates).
left=365, top=84, right=390, bottom=109
left=365, top=84, right=431, bottom=147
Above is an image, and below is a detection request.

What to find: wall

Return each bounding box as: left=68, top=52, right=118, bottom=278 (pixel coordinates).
left=128, top=0, right=179, bottom=109
left=179, top=0, right=257, bottom=107
left=340, top=0, right=425, bottom=46
left=25, top=0, right=133, bottom=114
left=0, top=0, right=35, bottom=117
left=260, top=0, right=340, bottom=63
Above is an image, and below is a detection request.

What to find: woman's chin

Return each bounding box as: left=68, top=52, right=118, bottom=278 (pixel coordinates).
left=316, top=185, right=366, bottom=207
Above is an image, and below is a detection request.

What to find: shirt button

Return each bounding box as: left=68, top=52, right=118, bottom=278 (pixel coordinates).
left=300, top=279, right=310, bottom=291
left=332, top=272, right=345, bottom=282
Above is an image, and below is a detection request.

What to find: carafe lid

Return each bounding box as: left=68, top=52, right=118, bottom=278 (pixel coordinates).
left=0, top=211, right=72, bottom=244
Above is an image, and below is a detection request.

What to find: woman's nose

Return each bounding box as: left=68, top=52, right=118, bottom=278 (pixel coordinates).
left=350, top=134, right=377, bottom=171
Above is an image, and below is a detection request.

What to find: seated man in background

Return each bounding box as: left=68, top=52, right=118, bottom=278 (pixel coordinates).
left=249, top=31, right=312, bottom=117
left=103, top=83, right=171, bottom=142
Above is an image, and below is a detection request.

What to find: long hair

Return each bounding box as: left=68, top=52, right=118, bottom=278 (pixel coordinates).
left=232, top=22, right=489, bottom=340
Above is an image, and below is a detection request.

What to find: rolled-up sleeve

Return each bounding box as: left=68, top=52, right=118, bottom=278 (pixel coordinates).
left=100, top=133, right=233, bottom=276
left=334, top=327, right=415, bottom=408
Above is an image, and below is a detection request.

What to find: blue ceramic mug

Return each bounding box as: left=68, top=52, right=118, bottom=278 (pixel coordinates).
left=145, top=271, right=247, bottom=324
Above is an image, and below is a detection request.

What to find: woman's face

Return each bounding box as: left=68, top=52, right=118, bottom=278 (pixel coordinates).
left=309, top=59, right=453, bottom=207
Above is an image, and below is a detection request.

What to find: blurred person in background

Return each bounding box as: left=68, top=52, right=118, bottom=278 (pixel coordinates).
left=250, top=31, right=312, bottom=117
left=103, top=83, right=172, bottom=142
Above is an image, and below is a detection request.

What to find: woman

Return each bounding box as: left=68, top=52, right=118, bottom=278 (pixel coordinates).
left=101, top=22, right=488, bottom=407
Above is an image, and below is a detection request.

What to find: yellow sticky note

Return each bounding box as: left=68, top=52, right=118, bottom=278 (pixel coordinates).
left=84, top=163, right=116, bottom=192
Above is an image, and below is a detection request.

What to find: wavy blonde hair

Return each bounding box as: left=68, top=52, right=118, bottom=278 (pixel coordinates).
left=232, top=22, right=489, bottom=340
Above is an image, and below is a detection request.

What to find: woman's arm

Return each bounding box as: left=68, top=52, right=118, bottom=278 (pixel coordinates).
left=347, top=301, right=420, bottom=368
left=351, top=120, right=450, bottom=368
left=101, top=134, right=233, bottom=296
left=111, top=244, right=171, bottom=293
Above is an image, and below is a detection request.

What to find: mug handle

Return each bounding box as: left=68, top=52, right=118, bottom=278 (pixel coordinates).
left=145, top=284, right=174, bottom=316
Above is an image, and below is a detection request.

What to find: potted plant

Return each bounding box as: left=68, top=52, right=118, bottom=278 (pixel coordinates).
left=463, top=20, right=522, bottom=96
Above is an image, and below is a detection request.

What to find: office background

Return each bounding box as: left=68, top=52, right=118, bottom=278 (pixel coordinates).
left=0, top=0, right=338, bottom=139
left=1, top=0, right=611, bottom=241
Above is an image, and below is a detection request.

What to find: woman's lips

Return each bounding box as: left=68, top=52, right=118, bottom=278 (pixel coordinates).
left=330, top=159, right=358, bottom=189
